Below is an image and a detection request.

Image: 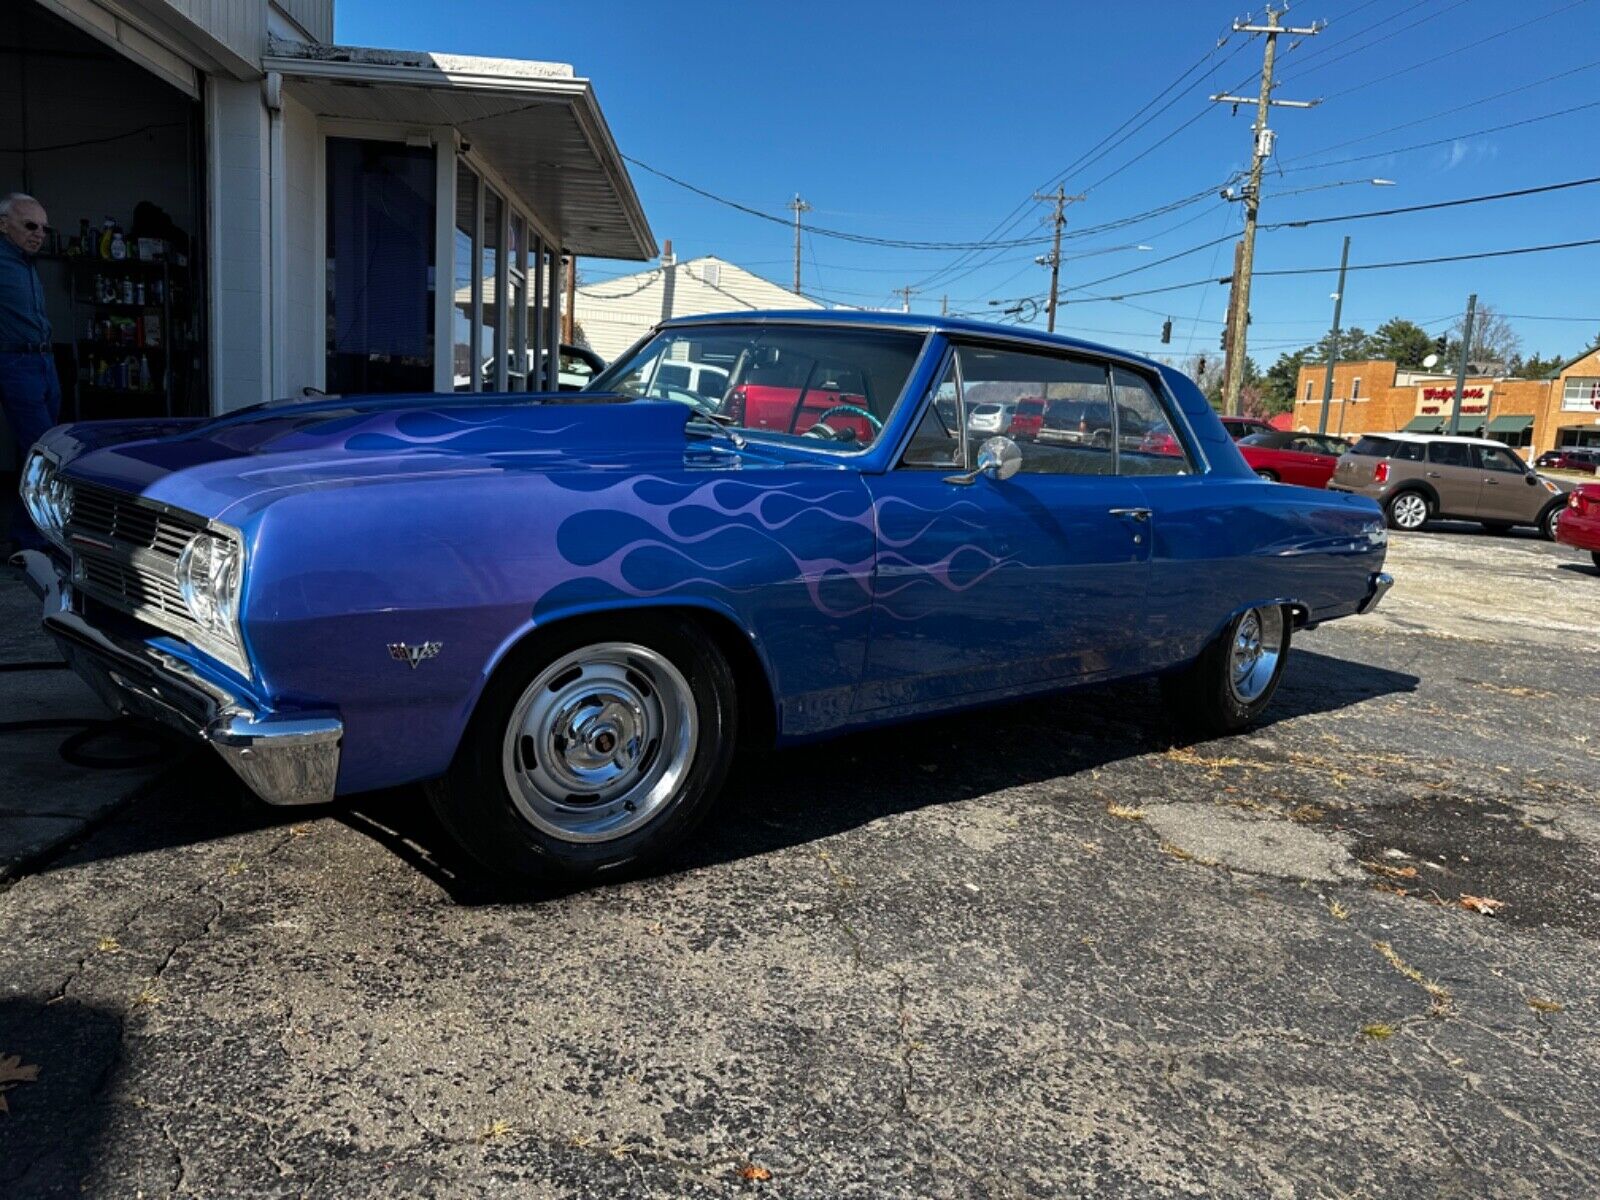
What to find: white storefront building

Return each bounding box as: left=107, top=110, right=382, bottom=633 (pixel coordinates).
left=4, top=0, right=655, bottom=430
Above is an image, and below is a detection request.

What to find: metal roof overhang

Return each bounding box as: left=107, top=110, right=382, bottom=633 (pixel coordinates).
left=1402, top=416, right=1443, bottom=432
left=263, top=45, right=656, bottom=261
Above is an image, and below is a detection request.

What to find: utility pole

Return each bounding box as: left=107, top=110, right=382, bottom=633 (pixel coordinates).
left=1448, top=293, right=1477, bottom=436
left=788, top=194, right=812, bottom=295
left=1033, top=185, right=1084, bottom=333
left=941, top=294, right=948, bottom=316
left=894, top=285, right=915, bottom=312
left=1317, top=235, right=1350, bottom=435
left=1214, top=6, right=1322, bottom=414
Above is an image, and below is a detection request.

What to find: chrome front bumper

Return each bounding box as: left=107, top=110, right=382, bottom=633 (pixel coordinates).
left=18, top=549, right=342, bottom=806
left=1357, top=570, right=1395, bottom=615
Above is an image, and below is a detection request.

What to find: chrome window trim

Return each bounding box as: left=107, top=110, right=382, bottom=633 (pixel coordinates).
left=889, top=344, right=968, bottom=472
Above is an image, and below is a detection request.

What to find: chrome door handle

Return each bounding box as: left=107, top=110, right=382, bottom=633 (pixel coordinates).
left=1108, top=507, right=1152, bottom=521
left=1484, top=479, right=1499, bottom=485
left=1425, top=471, right=1442, bottom=478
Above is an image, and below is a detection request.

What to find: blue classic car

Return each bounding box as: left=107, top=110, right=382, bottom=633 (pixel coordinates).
left=16, top=313, right=1391, bottom=883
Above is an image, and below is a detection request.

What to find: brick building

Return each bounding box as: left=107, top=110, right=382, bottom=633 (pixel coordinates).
left=1291, top=349, right=1600, bottom=456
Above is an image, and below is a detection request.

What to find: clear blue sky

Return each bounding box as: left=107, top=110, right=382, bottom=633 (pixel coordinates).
left=336, top=0, right=1600, bottom=365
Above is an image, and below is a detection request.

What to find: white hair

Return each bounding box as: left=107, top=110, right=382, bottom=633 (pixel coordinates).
left=0, top=193, right=41, bottom=217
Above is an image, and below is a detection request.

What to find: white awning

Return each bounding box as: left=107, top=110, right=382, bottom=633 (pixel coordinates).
left=263, top=40, right=656, bottom=261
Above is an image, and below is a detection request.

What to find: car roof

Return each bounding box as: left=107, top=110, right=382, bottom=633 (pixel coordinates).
left=657, top=309, right=1168, bottom=372
left=1364, top=431, right=1506, bottom=448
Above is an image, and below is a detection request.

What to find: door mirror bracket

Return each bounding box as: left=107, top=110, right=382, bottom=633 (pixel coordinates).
left=944, top=436, right=1023, bottom=486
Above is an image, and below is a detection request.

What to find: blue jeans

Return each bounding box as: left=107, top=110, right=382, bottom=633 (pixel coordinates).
left=1, top=352, right=62, bottom=550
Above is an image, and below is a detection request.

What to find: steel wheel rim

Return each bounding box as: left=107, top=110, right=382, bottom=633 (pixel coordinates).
left=1256, top=470, right=1276, bottom=482
left=1547, top=508, right=1561, bottom=537
left=502, top=642, right=697, bottom=844
left=1228, top=606, right=1284, bottom=705
left=1393, top=493, right=1428, bottom=529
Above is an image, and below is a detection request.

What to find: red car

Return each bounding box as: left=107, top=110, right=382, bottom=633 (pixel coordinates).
left=1535, top=448, right=1600, bottom=475
left=1008, top=396, right=1046, bottom=440
left=1555, top=483, right=1600, bottom=570
left=1237, top=430, right=1349, bottom=488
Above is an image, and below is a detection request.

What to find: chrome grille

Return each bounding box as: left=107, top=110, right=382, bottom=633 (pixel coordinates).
left=63, top=482, right=244, bottom=671
left=68, top=481, right=200, bottom=562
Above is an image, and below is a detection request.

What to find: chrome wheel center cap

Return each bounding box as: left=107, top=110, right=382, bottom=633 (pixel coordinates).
left=557, top=696, right=641, bottom=776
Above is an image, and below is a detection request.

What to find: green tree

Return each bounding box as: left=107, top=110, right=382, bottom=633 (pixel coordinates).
left=1262, top=349, right=1309, bottom=414
left=1371, top=318, right=1433, bottom=369
left=1304, top=326, right=1377, bottom=364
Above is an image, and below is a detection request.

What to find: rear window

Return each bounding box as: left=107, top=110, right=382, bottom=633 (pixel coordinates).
left=1350, top=436, right=1395, bottom=456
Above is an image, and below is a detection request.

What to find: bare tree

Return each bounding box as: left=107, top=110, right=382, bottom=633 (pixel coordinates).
left=1448, top=302, right=1522, bottom=368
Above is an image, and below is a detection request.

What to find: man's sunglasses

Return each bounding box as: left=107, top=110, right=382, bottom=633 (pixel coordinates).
left=16, top=221, right=52, bottom=234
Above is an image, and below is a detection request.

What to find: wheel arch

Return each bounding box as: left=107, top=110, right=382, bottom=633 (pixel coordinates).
left=473, top=599, right=781, bottom=753
left=1191, top=597, right=1307, bottom=663
left=1387, top=480, right=1439, bottom=509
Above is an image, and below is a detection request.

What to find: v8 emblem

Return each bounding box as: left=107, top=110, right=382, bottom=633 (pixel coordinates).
left=387, top=641, right=442, bottom=669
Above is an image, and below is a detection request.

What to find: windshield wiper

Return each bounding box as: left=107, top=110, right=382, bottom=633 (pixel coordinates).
left=688, top=413, right=747, bottom=448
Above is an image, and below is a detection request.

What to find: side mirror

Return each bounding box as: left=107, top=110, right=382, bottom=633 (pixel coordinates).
left=1526, top=473, right=1539, bottom=485
left=944, top=436, right=1023, bottom=486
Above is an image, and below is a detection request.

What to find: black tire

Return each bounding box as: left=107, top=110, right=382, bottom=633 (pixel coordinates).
left=426, top=614, right=738, bottom=885
left=1592, top=550, right=1600, bottom=571
left=1255, top=469, right=1279, bottom=482
left=1539, top=502, right=1563, bottom=542
left=1385, top=489, right=1431, bottom=532
left=1162, top=605, right=1292, bottom=737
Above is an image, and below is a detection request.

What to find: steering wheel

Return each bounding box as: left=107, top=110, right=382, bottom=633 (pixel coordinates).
left=803, top=404, right=883, bottom=442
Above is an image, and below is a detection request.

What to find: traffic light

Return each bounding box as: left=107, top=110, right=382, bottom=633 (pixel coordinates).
left=1433, top=335, right=1447, bottom=356
left=1161, top=319, right=1172, bottom=344
left=1220, top=329, right=1228, bottom=351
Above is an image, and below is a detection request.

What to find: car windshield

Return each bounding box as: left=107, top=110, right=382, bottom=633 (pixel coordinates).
left=585, top=323, right=927, bottom=449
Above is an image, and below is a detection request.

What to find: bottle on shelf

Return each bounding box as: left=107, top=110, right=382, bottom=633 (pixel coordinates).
left=98, top=218, right=114, bottom=260
left=110, top=227, right=127, bottom=261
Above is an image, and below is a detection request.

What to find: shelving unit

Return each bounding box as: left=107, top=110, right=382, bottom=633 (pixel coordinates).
left=60, top=255, right=197, bottom=422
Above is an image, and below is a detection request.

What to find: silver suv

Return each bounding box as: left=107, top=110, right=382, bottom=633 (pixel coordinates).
left=1329, top=433, right=1570, bottom=538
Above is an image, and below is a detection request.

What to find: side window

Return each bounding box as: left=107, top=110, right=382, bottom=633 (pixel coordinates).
left=1112, top=366, right=1192, bottom=477
left=1475, top=445, right=1523, bottom=473
left=955, top=346, right=1113, bottom=476
left=1394, top=441, right=1426, bottom=462
left=1427, top=441, right=1471, bottom=468
left=901, top=357, right=962, bottom=469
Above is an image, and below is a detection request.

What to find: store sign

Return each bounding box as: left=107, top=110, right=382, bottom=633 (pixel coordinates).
left=1417, top=385, right=1491, bottom=416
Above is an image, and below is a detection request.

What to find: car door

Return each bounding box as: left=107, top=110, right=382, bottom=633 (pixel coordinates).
left=1284, top=435, right=1340, bottom=487
left=856, top=344, right=1152, bottom=714
left=1474, top=443, right=1539, bottom=522
left=1423, top=440, right=1479, bottom=517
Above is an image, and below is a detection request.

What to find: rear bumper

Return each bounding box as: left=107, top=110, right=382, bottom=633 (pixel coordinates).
left=1357, top=571, right=1395, bottom=615
left=18, top=549, right=342, bottom=806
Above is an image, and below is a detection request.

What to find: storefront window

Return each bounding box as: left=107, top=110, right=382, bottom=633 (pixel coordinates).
left=508, top=213, right=527, bottom=390
left=453, top=162, right=478, bottom=391
left=480, top=188, right=503, bottom=390
left=324, top=138, right=436, bottom=395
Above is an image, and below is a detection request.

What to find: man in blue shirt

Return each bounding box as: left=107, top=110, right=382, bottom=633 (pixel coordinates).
left=1, top=192, right=60, bottom=552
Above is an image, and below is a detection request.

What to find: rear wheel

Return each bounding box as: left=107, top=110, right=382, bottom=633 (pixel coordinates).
left=1385, top=489, right=1431, bottom=532
left=427, top=616, right=737, bottom=885
left=1255, top=468, right=1279, bottom=482
left=1161, top=605, right=1291, bottom=736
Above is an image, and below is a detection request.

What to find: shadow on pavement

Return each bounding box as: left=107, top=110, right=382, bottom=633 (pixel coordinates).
left=0, top=997, right=123, bottom=1198
left=343, top=646, right=1420, bottom=905
left=17, top=646, right=1418, bottom=904
left=1556, top=560, right=1600, bottom=578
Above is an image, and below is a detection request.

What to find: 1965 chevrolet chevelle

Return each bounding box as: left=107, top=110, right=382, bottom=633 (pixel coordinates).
left=17, top=313, right=1392, bottom=882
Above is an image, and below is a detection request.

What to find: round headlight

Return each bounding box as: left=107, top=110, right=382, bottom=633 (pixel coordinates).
left=18, top=452, right=68, bottom=546
left=177, top=533, right=242, bottom=636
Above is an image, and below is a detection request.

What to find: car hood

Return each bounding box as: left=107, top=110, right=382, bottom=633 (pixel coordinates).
left=43, top=393, right=801, bottom=524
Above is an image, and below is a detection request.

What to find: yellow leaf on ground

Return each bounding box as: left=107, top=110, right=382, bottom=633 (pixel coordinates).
left=1460, top=895, right=1506, bottom=915
left=738, top=1163, right=773, bottom=1182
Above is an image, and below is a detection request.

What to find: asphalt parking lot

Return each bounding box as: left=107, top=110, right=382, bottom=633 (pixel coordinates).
left=2, top=526, right=1598, bottom=1198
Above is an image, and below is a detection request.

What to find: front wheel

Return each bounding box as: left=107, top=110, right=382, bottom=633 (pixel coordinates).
left=1540, top=503, right=1563, bottom=542
left=1255, top=469, right=1279, bottom=482
left=1161, top=605, right=1291, bottom=736
left=427, top=616, right=737, bottom=885
left=1385, top=490, right=1431, bottom=532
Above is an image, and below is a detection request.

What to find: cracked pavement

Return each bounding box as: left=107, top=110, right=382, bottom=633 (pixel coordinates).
left=1, top=525, right=1598, bottom=1197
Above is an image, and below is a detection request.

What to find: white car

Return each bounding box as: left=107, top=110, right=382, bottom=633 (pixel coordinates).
left=966, top=401, right=1016, bottom=436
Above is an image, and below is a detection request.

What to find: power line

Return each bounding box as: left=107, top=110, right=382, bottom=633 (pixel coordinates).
left=1264, top=175, right=1600, bottom=230
left=1316, top=0, right=1591, bottom=102
left=1057, top=235, right=1600, bottom=303
left=1279, top=0, right=1471, bottom=83
left=1277, top=98, right=1600, bottom=175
